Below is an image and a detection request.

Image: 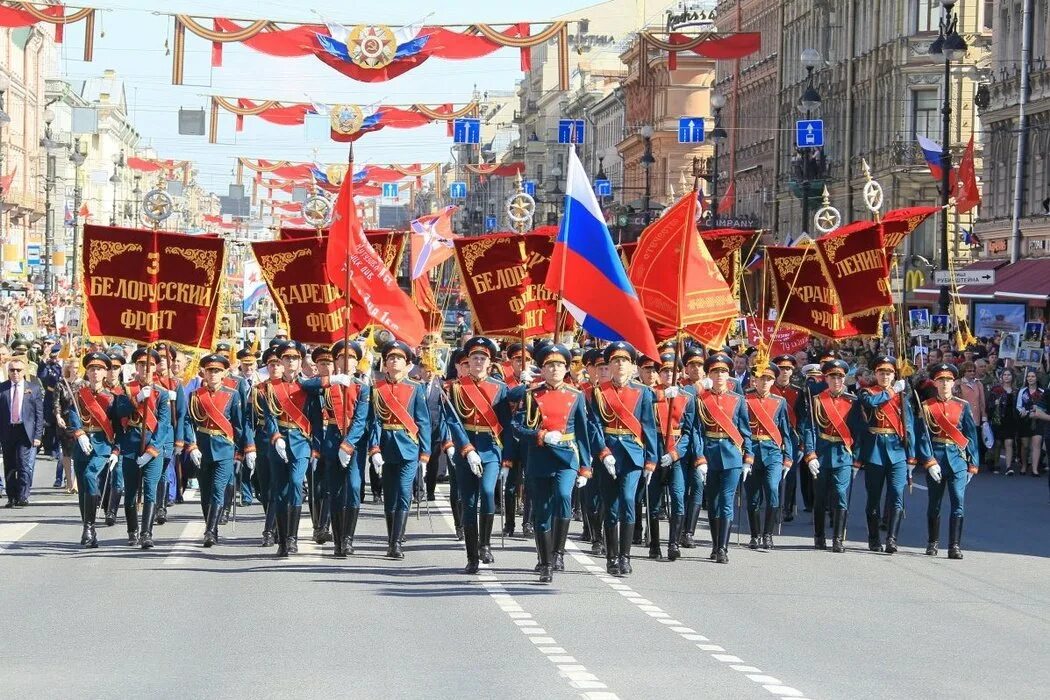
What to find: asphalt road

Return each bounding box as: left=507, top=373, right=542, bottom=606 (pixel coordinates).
left=3, top=458, right=1049, bottom=699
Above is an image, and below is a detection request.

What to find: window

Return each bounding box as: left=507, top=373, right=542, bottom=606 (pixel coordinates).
left=911, top=89, right=940, bottom=141
left=916, top=0, right=941, bottom=33
left=535, top=164, right=543, bottom=184
left=982, top=0, right=994, bottom=29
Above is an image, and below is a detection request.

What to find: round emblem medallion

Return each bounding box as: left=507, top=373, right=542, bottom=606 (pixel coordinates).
left=346, top=25, right=397, bottom=69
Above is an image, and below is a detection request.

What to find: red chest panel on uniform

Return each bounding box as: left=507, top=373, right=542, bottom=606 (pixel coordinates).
left=925, top=398, right=967, bottom=447
left=195, top=387, right=234, bottom=436
left=534, top=388, right=576, bottom=433
left=326, top=383, right=361, bottom=431
left=598, top=382, right=642, bottom=431
left=654, top=390, right=687, bottom=430
left=867, top=388, right=904, bottom=435
left=747, top=395, right=782, bottom=443
left=222, top=377, right=238, bottom=390
left=771, top=384, right=799, bottom=428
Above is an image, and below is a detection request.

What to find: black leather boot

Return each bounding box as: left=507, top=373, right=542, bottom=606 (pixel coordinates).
left=346, top=507, right=360, bottom=555
left=125, top=504, right=139, bottom=546
left=762, top=505, right=777, bottom=549
left=884, top=508, right=903, bottom=554
left=632, top=517, right=644, bottom=546
left=286, top=507, right=301, bottom=555
left=667, top=515, right=682, bottom=561
left=681, top=502, right=700, bottom=548
left=648, top=517, right=663, bottom=560
left=463, top=517, right=480, bottom=574
left=451, top=492, right=464, bottom=540
left=552, top=517, right=571, bottom=571
left=947, top=515, right=964, bottom=560
left=313, top=496, right=331, bottom=544
left=392, top=510, right=409, bottom=558
left=332, top=508, right=346, bottom=558
left=709, top=515, right=720, bottom=560
left=106, top=489, right=122, bottom=527
left=479, top=514, right=495, bottom=564
left=503, top=492, right=516, bottom=537
left=139, top=503, right=156, bottom=549
left=580, top=510, right=592, bottom=542
left=747, top=509, right=761, bottom=549
left=86, top=495, right=99, bottom=548
left=537, top=529, right=553, bottom=583
left=203, top=506, right=218, bottom=548
left=814, top=507, right=827, bottom=550
left=604, top=525, right=619, bottom=575
left=866, top=511, right=883, bottom=552
left=831, top=509, right=846, bottom=553
left=618, top=522, right=634, bottom=575
left=156, top=480, right=168, bottom=525
left=589, top=512, right=604, bottom=556
left=220, top=482, right=234, bottom=525
left=716, top=516, right=731, bottom=564
left=262, top=506, right=277, bottom=547
left=275, top=505, right=289, bottom=557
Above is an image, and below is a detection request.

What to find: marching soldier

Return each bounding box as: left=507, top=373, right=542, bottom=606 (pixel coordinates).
left=802, top=359, right=864, bottom=553
left=499, top=342, right=532, bottom=539
left=366, top=340, right=431, bottom=559
left=111, top=348, right=171, bottom=549
left=218, top=341, right=251, bottom=525
left=101, top=351, right=126, bottom=525
left=445, top=336, right=511, bottom=573
left=152, top=343, right=186, bottom=526
left=915, top=362, right=980, bottom=559
left=234, top=347, right=260, bottom=508
left=590, top=341, right=658, bottom=576
left=649, top=351, right=700, bottom=561
left=632, top=354, right=659, bottom=546
left=441, top=349, right=469, bottom=540
left=770, top=355, right=805, bottom=522
left=679, top=346, right=711, bottom=548
left=65, top=352, right=120, bottom=548
left=251, top=347, right=282, bottom=546
left=186, top=354, right=254, bottom=547
left=512, top=343, right=592, bottom=584
left=695, top=352, right=753, bottom=564
left=856, top=356, right=917, bottom=554
left=743, top=359, right=794, bottom=549
left=579, top=347, right=608, bottom=553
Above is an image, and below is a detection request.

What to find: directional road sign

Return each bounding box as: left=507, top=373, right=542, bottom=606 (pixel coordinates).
left=484, top=215, right=498, bottom=232
left=452, top=118, right=481, bottom=144
left=933, top=269, right=996, bottom=286
left=381, top=183, right=399, bottom=199
left=594, top=179, right=612, bottom=197
left=796, top=119, right=824, bottom=147
left=678, top=117, right=706, bottom=144
left=523, top=180, right=537, bottom=197
left=558, top=119, right=585, bottom=144
left=449, top=181, right=468, bottom=199
left=27, top=245, right=40, bottom=266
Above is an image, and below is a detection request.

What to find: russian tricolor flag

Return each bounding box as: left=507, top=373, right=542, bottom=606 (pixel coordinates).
left=917, top=135, right=946, bottom=180
left=547, top=148, right=659, bottom=359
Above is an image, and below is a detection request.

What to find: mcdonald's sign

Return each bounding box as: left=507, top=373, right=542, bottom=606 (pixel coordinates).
left=905, top=268, right=926, bottom=292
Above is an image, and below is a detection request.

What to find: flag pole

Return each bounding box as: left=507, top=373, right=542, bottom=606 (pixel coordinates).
left=554, top=145, right=573, bottom=343
left=344, top=143, right=354, bottom=363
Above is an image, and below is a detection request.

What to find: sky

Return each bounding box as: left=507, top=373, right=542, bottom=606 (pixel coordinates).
left=49, top=0, right=673, bottom=195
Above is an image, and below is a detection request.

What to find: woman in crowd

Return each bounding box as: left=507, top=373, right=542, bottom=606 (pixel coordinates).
left=987, top=367, right=1020, bottom=475
left=1016, top=370, right=1044, bottom=476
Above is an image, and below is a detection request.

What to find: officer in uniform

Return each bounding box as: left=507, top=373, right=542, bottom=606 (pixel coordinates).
left=856, top=355, right=917, bottom=554
left=101, top=351, right=126, bottom=525
left=65, top=351, right=120, bottom=548
left=251, top=347, right=282, bottom=546
left=235, top=347, right=260, bottom=507
left=499, top=342, right=532, bottom=539
left=215, top=341, right=251, bottom=525
left=186, top=354, right=255, bottom=547
left=304, top=345, right=335, bottom=544
left=444, top=336, right=511, bottom=573
left=695, top=352, right=753, bottom=564
left=743, top=359, right=794, bottom=550
left=590, top=341, right=658, bottom=576
left=802, top=359, right=864, bottom=552
left=679, top=346, right=711, bottom=548
left=111, top=348, right=171, bottom=549
left=262, top=340, right=313, bottom=557
left=770, top=355, right=804, bottom=521
left=512, top=343, right=592, bottom=584
left=578, top=347, right=608, bottom=553
left=650, top=351, right=700, bottom=561
left=152, top=343, right=187, bottom=526
left=366, top=340, right=431, bottom=559
left=441, top=349, right=469, bottom=540
left=915, top=362, right=980, bottom=559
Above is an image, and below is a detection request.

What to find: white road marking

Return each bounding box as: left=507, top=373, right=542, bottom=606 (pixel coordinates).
left=0, top=523, right=36, bottom=552
left=162, top=522, right=206, bottom=566
left=566, top=541, right=812, bottom=699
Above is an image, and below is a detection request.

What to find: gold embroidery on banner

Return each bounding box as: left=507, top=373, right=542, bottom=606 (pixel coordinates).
left=461, top=236, right=502, bottom=274
left=821, top=235, right=847, bottom=263
left=88, top=241, right=143, bottom=273
left=773, top=254, right=804, bottom=279
left=164, top=247, right=219, bottom=285
left=259, top=249, right=311, bottom=277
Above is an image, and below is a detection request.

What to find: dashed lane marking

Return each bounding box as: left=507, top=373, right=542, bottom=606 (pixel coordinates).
left=0, top=523, right=36, bottom=552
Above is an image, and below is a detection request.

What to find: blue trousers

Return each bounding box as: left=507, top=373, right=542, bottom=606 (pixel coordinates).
left=657, top=461, right=687, bottom=517
left=706, top=467, right=742, bottom=519
left=683, top=456, right=705, bottom=514
left=324, top=452, right=366, bottom=511
left=271, top=454, right=309, bottom=509
left=456, top=458, right=500, bottom=519
left=926, top=469, right=966, bottom=518
left=528, top=469, right=576, bottom=532
left=122, top=454, right=163, bottom=505
left=745, top=459, right=784, bottom=510
left=382, top=459, right=417, bottom=513
left=199, top=457, right=234, bottom=516
left=582, top=461, right=603, bottom=518
left=161, top=455, right=177, bottom=503
left=2, top=433, right=37, bottom=502
left=254, top=444, right=272, bottom=511
left=601, top=466, right=642, bottom=526
left=814, top=464, right=852, bottom=512
left=864, top=461, right=908, bottom=514
left=74, top=453, right=106, bottom=520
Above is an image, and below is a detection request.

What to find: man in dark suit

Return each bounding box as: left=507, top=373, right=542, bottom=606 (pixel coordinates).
left=1, top=357, right=45, bottom=507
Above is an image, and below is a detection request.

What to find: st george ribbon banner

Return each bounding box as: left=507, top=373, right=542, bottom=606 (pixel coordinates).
left=83, top=224, right=226, bottom=349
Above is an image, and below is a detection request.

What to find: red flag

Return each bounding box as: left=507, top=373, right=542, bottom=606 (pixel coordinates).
left=325, top=164, right=425, bottom=346
left=954, top=135, right=980, bottom=214
left=720, top=180, right=735, bottom=214
left=78, top=202, right=90, bottom=218
left=410, top=205, right=458, bottom=279
left=0, top=166, right=16, bottom=192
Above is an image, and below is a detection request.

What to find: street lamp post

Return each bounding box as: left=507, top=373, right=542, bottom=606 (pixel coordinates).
left=0, top=74, right=10, bottom=250
left=709, top=92, right=728, bottom=226
left=798, top=48, right=823, bottom=239
left=133, top=175, right=142, bottom=224
left=110, top=150, right=125, bottom=226
left=69, top=138, right=85, bottom=290
left=41, top=108, right=58, bottom=297
left=930, top=0, right=968, bottom=314
left=639, top=125, right=655, bottom=225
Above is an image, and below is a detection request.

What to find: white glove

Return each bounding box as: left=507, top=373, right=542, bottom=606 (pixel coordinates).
left=136, top=386, right=151, bottom=402
left=519, top=367, right=535, bottom=384
left=329, top=373, right=352, bottom=387
left=742, top=465, right=752, bottom=481
left=245, top=451, right=256, bottom=472
left=659, top=453, right=673, bottom=467
left=500, top=467, right=510, bottom=483
left=543, top=430, right=563, bottom=446
left=643, top=469, right=653, bottom=485
left=696, top=463, right=708, bottom=480
left=136, top=451, right=153, bottom=467
left=701, top=377, right=713, bottom=390
left=966, top=471, right=974, bottom=485
left=275, top=438, right=288, bottom=463
left=338, top=449, right=351, bottom=467
left=467, top=450, right=483, bottom=476
left=807, top=458, right=820, bottom=477
left=852, top=466, right=860, bottom=479
left=575, top=475, right=588, bottom=488
left=189, top=448, right=202, bottom=467
left=445, top=446, right=455, bottom=462
left=371, top=453, right=385, bottom=470
left=928, top=463, right=942, bottom=483
left=106, top=453, right=119, bottom=470
left=168, top=392, right=176, bottom=403
left=602, top=454, right=616, bottom=478
left=782, top=466, right=790, bottom=478
left=892, top=379, right=906, bottom=394
left=663, top=386, right=680, bottom=399
left=77, top=434, right=92, bottom=455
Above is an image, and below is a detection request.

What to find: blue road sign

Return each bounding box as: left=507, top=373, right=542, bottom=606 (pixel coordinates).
left=796, top=119, right=824, bottom=147
left=449, top=181, right=468, bottom=199
left=381, top=183, right=399, bottom=198
left=27, top=245, right=40, bottom=266
left=594, top=179, right=612, bottom=197
left=677, top=117, right=706, bottom=144
left=558, top=119, right=586, bottom=144
left=484, top=215, right=498, bottom=232
left=523, top=180, right=537, bottom=197
left=453, top=118, right=481, bottom=144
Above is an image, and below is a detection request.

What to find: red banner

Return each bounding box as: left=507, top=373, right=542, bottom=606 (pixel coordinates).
left=881, top=206, right=939, bottom=253
left=745, top=317, right=810, bottom=355
left=277, top=228, right=406, bottom=276
left=83, top=225, right=226, bottom=349
left=813, top=221, right=893, bottom=318
left=453, top=233, right=567, bottom=338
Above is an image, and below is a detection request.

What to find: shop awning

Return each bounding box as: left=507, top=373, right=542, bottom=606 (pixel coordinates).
left=912, top=259, right=1009, bottom=301
left=988, top=259, right=1050, bottom=300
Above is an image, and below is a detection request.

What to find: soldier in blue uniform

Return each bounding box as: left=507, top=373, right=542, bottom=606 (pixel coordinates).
left=590, top=341, right=658, bottom=576
left=915, top=362, right=980, bottom=559
left=743, top=359, right=795, bottom=550
left=152, top=343, right=187, bottom=526
left=186, top=354, right=254, bottom=547
left=512, top=344, right=592, bottom=584
left=695, top=353, right=753, bottom=564
left=856, top=355, right=917, bottom=554
left=578, top=347, right=607, bottom=553
left=262, top=340, right=313, bottom=557
left=440, top=349, right=470, bottom=540
left=365, top=340, right=431, bottom=559
left=111, top=348, right=171, bottom=549
left=444, top=336, right=511, bottom=573
left=251, top=347, right=282, bottom=546
left=802, top=359, right=865, bottom=552
left=64, top=352, right=120, bottom=548
left=498, top=342, right=532, bottom=539
left=234, top=347, right=260, bottom=508
left=770, top=355, right=804, bottom=521
left=215, top=341, right=251, bottom=526
left=679, top=346, right=711, bottom=548
left=101, top=351, right=127, bottom=526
